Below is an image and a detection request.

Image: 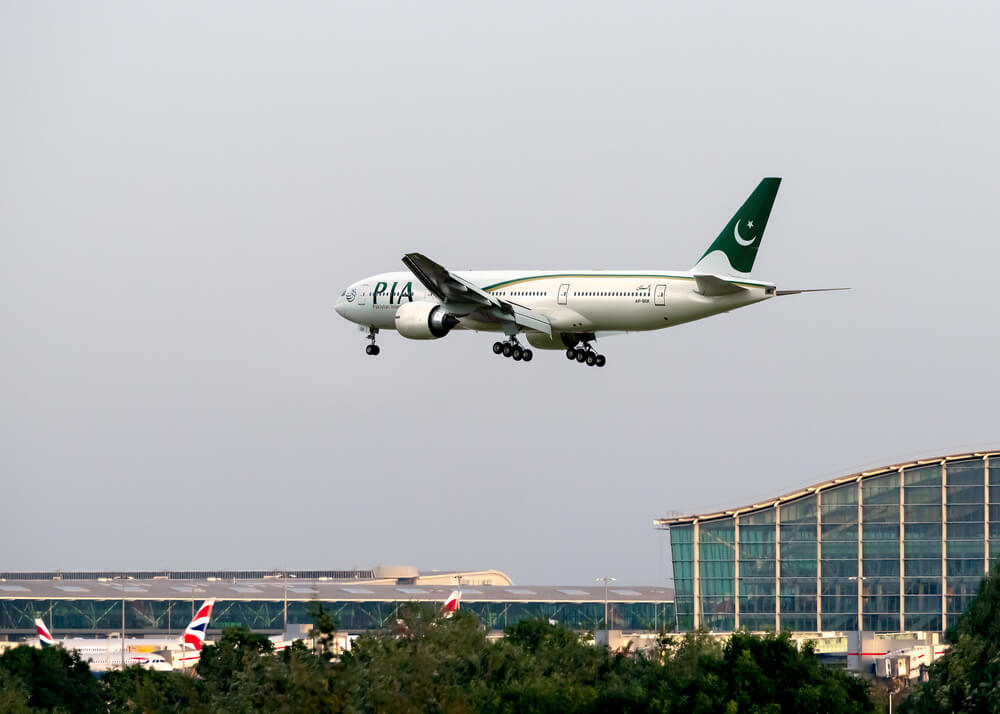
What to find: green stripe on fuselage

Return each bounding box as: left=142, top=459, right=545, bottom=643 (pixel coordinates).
left=481, top=273, right=767, bottom=292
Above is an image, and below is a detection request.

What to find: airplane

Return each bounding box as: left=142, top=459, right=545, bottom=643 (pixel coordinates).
left=335, top=178, right=843, bottom=366
left=35, top=618, right=171, bottom=672
left=34, top=598, right=215, bottom=671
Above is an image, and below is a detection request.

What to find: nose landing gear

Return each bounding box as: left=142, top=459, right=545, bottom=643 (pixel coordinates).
left=364, top=327, right=380, bottom=356
left=565, top=343, right=606, bottom=367
left=492, top=337, right=533, bottom=363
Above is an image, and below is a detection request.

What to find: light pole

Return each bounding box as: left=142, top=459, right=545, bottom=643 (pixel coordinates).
left=596, top=577, right=616, bottom=631
left=848, top=575, right=867, bottom=670
left=113, top=575, right=126, bottom=670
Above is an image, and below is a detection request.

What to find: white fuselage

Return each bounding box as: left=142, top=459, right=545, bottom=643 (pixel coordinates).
left=48, top=634, right=184, bottom=654
left=335, top=269, right=775, bottom=342
left=49, top=638, right=174, bottom=672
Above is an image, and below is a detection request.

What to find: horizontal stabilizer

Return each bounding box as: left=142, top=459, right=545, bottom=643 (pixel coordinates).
left=693, top=274, right=748, bottom=297
left=775, top=288, right=850, bottom=296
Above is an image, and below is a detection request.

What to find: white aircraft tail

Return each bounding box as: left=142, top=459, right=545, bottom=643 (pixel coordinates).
left=181, top=599, right=215, bottom=651
left=35, top=618, right=55, bottom=648
left=442, top=590, right=461, bottom=618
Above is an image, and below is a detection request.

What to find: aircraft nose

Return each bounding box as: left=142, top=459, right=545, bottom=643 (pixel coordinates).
left=335, top=287, right=355, bottom=317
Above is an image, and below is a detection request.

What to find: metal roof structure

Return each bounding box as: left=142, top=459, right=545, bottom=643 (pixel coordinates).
left=654, top=450, right=1000, bottom=528
left=0, top=580, right=673, bottom=603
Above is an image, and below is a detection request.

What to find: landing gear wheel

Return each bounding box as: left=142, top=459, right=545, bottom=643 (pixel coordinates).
left=492, top=342, right=503, bottom=355
left=566, top=348, right=576, bottom=360
left=522, top=349, right=533, bottom=362
left=512, top=346, right=524, bottom=361
left=586, top=353, right=597, bottom=366
left=595, top=354, right=606, bottom=367
left=372, top=345, right=380, bottom=356
left=502, top=344, right=513, bottom=358
left=576, top=350, right=587, bottom=363
left=365, top=326, right=380, bottom=356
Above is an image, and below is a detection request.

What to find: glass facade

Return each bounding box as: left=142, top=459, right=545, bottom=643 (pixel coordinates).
left=0, top=598, right=674, bottom=636
left=699, top=518, right=736, bottom=631
left=670, top=524, right=695, bottom=631
left=663, top=455, right=1000, bottom=633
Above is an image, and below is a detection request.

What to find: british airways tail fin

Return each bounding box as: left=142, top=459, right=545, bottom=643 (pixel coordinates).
left=181, top=599, right=215, bottom=651
left=442, top=591, right=461, bottom=618
left=35, top=618, right=55, bottom=647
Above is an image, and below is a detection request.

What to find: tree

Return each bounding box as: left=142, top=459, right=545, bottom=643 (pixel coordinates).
left=102, top=665, right=204, bottom=713
left=902, top=561, right=1000, bottom=713
left=307, top=602, right=340, bottom=659
left=196, top=626, right=274, bottom=698
left=0, top=645, right=104, bottom=713
left=0, top=669, right=32, bottom=714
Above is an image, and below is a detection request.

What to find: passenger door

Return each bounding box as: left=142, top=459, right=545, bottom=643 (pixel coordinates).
left=654, top=284, right=666, bottom=306
left=558, top=283, right=570, bottom=305
left=358, top=283, right=369, bottom=306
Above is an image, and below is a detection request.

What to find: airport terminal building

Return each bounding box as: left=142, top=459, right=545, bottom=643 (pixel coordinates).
left=656, top=450, right=1000, bottom=634
left=0, top=565, right=674, bottom=642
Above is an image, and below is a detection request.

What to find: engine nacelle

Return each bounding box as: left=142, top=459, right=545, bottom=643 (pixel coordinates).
left=394, top=302, right=459, bottom=340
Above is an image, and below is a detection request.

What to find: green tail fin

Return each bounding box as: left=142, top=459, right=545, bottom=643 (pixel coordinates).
left=693, top=178, right=781, bottom=274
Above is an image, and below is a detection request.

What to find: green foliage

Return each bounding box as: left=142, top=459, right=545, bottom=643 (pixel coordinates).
left=335, top=605, right=492, bottom=712
left=0, top=645, right=105, bottom=713
left=0, top=669, right=33, bottom=714
left=307, top=602, right=340, bottom=659
left=102, top=666, right=205, bottom=713
left=0, top=610, right=876, bottom=712
left=196, top=625, right=274, bottom=697
left=902, top=561, right=1000, bottom=713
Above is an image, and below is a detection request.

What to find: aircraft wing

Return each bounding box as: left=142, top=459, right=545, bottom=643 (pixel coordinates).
left=402, top=253, right=552, bottom=336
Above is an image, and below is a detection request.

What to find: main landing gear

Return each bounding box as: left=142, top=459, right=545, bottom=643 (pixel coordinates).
left=492, top=337, right=533, bottom=363
left=364, top=327, right=381, bottom=356
left=566, top=343, right=606, bottom=367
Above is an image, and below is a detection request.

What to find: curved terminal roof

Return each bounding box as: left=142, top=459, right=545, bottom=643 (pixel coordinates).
left=654, top=449, right=1000, bottom=528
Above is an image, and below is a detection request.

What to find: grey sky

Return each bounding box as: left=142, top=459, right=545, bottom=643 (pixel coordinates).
left=3, top=2, right=999, bottom=585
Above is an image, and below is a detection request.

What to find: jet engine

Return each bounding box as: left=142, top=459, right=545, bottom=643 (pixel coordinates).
left=394, top=302, right=459, bottom=339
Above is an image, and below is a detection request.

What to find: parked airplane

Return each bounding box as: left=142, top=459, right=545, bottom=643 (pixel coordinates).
left=35, top=598, right=215, bottom=671
left=35, top=618, right=171, bottom=671
left=335, top=178, right=843, bottom=366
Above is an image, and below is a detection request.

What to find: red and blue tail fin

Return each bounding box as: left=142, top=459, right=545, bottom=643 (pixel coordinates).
left=442, top=591, right=461, bottom=618
left=34, top=618, right=55, bottom=647
left=182, top=599, right=215, bottom=651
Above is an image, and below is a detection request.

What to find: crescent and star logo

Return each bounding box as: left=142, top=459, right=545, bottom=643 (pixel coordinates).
left=345, top=288, right=357, bottom=302
left=733, top=219, right=757, bottom=247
